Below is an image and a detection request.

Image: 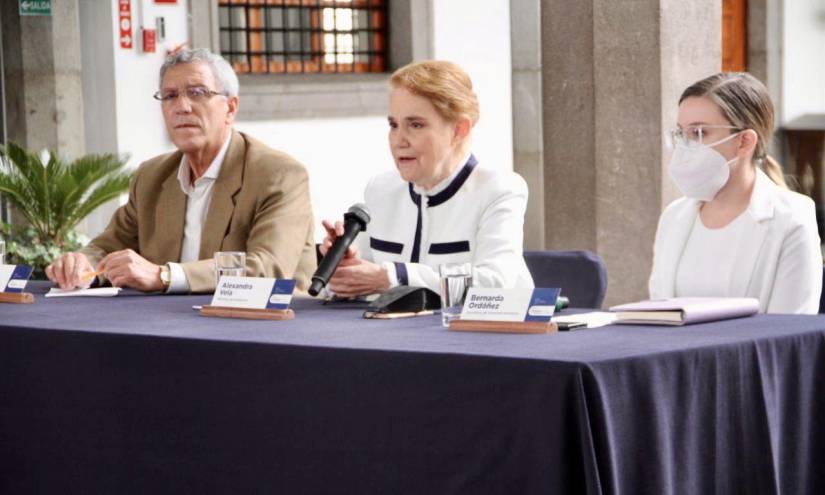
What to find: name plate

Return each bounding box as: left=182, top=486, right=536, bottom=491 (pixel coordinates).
left=0, top=264, right=34, bottom=293
left=211, top=277, right=296, bottom=310
left=460, top=287, right=561, bottom=322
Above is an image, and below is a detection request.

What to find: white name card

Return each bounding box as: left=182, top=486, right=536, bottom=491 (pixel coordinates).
left=210, top=277, right=296, bottom=310
left=0, top=264, right=33, bottom=293
left=460, top=287, right=561, bottom=322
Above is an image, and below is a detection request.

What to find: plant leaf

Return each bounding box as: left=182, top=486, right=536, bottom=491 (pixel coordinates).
left=0, top=142, right=132, bottom=247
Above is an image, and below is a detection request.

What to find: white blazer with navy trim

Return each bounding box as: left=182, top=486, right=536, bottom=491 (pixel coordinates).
left=649, top=168, right=822, bottom=314
left=355, top=155, right=534, bottom=293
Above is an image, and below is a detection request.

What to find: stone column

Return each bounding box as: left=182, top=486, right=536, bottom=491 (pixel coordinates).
left=748, top=0, right=784, bottom=160
left=510, top=0, right=545, bottom=249
left=540, top=0, right=720, bottom=305
left=1, top=0, right=85, bottom=158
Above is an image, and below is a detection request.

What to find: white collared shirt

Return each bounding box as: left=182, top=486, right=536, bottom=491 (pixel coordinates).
left=166, top=134, right=232, bottom=293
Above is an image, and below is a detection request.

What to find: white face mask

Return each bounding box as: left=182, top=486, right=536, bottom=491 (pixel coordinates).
left=667, top=132, right=741, bottom=201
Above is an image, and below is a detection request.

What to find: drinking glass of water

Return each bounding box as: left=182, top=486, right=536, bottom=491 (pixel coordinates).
left=438, top=262, right=473, bottom=327
left=214, top=251, right=246, bottom=286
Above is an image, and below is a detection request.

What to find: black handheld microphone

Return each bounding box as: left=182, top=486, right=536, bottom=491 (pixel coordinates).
left=308, top=203, right=371, bottom=296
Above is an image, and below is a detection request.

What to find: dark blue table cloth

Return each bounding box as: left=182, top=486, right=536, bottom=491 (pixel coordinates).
left=1, top=282, right=824, bottom=494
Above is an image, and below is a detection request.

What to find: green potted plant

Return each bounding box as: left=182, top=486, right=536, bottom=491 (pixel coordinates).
left=0, top=142, right=132, bottom=278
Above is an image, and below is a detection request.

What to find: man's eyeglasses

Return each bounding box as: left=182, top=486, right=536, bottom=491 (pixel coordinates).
left=153, top=86, right=227, bottom=103
left=666, top=125, right=741, bottom=148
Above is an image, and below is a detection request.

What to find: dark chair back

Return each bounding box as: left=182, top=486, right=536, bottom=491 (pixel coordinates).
left=523, top=250, right=608, bottom=309
left=819, top=266, right=825, bottom=314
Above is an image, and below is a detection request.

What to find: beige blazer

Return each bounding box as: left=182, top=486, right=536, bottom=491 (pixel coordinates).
left=649, top=169, right=822, bottom=314
left=82, top=129, right=316, bottom=292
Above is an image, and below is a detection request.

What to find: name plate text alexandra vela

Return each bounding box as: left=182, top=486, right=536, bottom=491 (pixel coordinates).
left=211, top=276, right=296, bottom=310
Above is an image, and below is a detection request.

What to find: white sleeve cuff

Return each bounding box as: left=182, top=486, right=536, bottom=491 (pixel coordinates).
left=382, top=261, right=400, bottom=288
left=166, top=262, right=191, bottom=294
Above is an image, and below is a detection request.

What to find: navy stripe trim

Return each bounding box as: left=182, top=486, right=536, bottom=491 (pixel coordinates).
left=427, top=154, right=478, bottom=207
left=409, top=183, right=423, bottom=263
left=370, top=237, right=404, bottom=254
left=408, top=182, right=420, bottom=205
left=394, top=262, right=409, bottom=285
left=428, top=241, right=471, bottom=255
left=407, top=154, right=476, bottom=261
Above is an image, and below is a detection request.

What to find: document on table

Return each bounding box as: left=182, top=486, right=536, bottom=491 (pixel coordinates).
left=45, top=287, right=122, bottom=297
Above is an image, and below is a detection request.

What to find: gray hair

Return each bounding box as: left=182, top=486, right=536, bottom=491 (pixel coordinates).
left=159, top=48, right=239, bottom=97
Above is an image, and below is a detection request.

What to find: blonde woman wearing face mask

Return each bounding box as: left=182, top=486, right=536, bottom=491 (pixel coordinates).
left=320, top=60, right=533, bottom=297
left=649, top=72, right=822, bottom=314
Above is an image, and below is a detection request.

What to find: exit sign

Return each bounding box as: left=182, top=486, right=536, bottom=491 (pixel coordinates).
left=19, top=0, right=51, bottom=16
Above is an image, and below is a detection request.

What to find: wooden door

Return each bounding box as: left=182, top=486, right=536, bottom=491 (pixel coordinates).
left=722, top=0, right=748, bottom=71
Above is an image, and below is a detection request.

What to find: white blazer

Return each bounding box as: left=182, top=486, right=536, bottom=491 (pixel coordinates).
left=649, top=169, right=822, bottom=314
left=355, top=154, right=534, bottom=293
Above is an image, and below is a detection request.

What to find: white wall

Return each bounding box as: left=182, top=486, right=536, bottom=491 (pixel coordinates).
left=431, top=0, right=513, bottom=176
left=235, top=117, right=390, bottom=230
left=81, top=0, right=189, bottom=236
left=781, top=0, right=825, bottom=123
left=111, top=0, right=189, bottom=168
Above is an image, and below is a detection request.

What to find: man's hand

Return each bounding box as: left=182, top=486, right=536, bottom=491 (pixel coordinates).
left=46, top=252, right=96, bottom=289
left=327, top=257, right=390, bottom=297
left=98, top=249, right=164, bottom=292
left=319, top=219, right=359, bottom=259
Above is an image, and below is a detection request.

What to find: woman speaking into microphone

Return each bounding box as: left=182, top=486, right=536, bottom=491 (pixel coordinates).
left=319, top=60, right=533, bottom=297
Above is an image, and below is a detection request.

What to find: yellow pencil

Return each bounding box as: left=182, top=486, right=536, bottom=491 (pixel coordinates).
left=81, top=269, right=103, bottom=282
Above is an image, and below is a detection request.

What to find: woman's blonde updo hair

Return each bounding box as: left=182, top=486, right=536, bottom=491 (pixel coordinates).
left=679, top=72, right=787, bottom=188
left=390, top=60, right=480, bottom=125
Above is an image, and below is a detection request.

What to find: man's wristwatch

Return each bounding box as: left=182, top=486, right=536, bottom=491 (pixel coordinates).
left=159, top=264, right=171, bottom=289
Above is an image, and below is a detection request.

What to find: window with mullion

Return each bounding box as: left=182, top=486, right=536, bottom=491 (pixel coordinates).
left=217, top=0, right=386, bottom=75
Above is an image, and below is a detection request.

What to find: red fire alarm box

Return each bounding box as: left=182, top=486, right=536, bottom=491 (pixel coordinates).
left=143, top=28, right=157, bottom=53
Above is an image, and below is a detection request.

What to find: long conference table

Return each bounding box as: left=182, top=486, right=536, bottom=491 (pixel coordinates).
left=1, top=282, right=825, bottom=494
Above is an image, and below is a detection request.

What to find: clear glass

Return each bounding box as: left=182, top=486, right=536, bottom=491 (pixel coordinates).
left=214, top=251, right=246, bottom=287
left=0, top=238, right=5, bottom=265
left=438, top=262, right=473, bottom=327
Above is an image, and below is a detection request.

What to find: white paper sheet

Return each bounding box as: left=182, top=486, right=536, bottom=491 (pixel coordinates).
left=45, top=287, right=122, bottom=298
